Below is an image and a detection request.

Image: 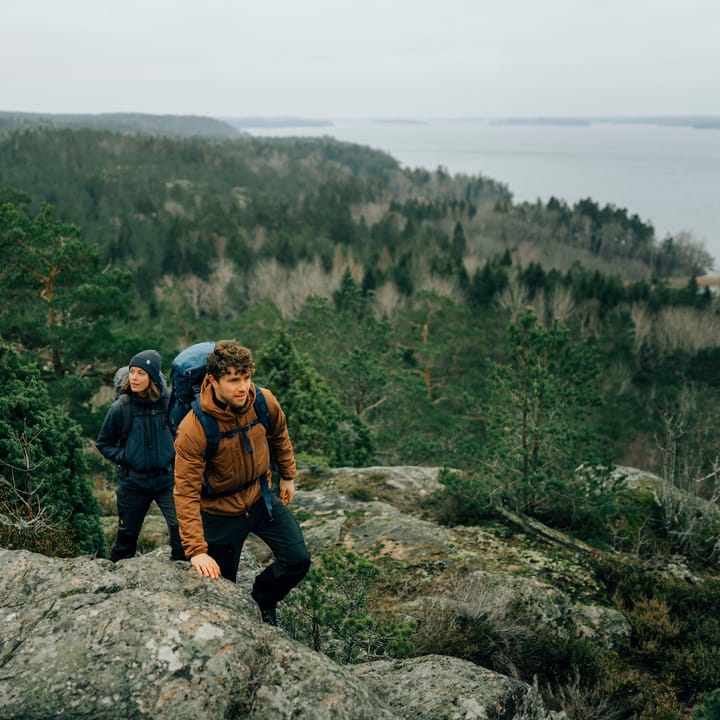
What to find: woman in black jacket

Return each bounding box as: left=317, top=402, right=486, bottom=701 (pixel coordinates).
left=96, top=349, right=185, bottom=562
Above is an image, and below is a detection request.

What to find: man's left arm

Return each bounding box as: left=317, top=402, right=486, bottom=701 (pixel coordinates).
left=174, top=416, right=213, bottom=560
left=264, top=390, right=298, bottom=505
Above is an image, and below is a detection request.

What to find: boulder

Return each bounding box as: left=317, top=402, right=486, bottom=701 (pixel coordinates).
left=0, top=548, right=393, bottom=720
left=0, top=547, right=560, bottom=720
left=352, top=655, right=565, bottom=720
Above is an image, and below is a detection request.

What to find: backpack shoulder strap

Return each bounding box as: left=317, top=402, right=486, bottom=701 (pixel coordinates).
left=191, top=396, right=221, bottom=459
left=118, top=394, right=133, bottom=445
left=253, top=384, right=276, bottom=471
left=252, top=384, right=271, bottom=430
left=252, top=384, right=276, bottom=516
left=160, top=392, right=174, bottom=433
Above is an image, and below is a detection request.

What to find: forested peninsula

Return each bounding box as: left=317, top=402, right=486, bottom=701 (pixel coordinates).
left=1, top=113, right=720, bottom=719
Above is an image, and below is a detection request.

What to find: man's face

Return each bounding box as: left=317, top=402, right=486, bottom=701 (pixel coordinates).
left=210, top=367, right=252, bottom=409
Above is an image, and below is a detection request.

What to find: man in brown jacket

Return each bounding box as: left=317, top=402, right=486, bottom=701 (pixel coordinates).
left=173, top=340, right=311, bottom=626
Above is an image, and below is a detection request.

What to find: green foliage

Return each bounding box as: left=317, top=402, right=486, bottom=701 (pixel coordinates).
left=292, top=274, right=392, bottom=420
left=347, top=485, right=375, bottom=502
left=604, top=485, right=668, bottom=556
left=411, top=572, right=609, bottom=696
left=0, top=342, right=104, bottom=556
left=0, top=522, right=78, bottom=557
left=410, top=555, right=711, bottom=718
left=282, top=548, right=414, bottom=663
left=1, top=129, right=720, bottom=550
left=482, top=309, right=616, bottom=533
left=2, top=124, right=720, bottom=717
left=536, top=194, right=711, bottom=277
left=467, top=256, right=509, bottom=308
left=650, top=386, right=720, bottom=563
left=513, top=627, right=604, bottom=689
left=0, top=197, right=134, bottom=377
left=0, top=110, right=243, bottom=139
left=693, top=688, right=720, bottom=720
left=432, top=468, right=495, bottom=526
left=594, top=669, right=687, bottom=720
left=379, top=292, right=495, bottom=469
left=590, top=555, right=720, bottom=706
left=256, top=328, right=374, bottom=467
left=0, top=194, right=138, bottom=429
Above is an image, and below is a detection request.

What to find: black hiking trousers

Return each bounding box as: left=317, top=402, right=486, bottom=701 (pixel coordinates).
left=201, top=494, right=311, bottom=609
left=111, top=479, right=186, bottom=562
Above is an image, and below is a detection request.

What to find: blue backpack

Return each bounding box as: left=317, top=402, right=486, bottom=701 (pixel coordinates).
left=169, top=342, right=275, bottom=516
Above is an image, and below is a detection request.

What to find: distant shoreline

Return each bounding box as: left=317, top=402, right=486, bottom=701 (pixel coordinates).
left=235, top=115, right=720, bottom=130
left=492, top=116, right=720, bottom=129
left=223, top=116, right=333, bottom=129
left=2, top=110, right=719, bottom=132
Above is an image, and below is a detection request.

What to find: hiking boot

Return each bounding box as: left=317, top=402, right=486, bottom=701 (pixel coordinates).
left=252, top=590, right=278, bottom=626
left=259, top=606, right=279, bottom=626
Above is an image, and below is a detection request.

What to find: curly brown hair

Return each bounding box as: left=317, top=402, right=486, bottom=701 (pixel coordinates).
left=207, top=340, right=255, bottom=379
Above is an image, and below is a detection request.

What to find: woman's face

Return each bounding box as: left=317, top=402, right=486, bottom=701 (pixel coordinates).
left=128, top=366, right=150, bottom=393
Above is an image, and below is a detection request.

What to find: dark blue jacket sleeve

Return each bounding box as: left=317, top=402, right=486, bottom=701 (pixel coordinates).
left=95, top=401, right=126, bottom=467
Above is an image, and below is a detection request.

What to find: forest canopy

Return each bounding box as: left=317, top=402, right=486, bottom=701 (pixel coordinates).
left=1, top=121, right=719, bottom=558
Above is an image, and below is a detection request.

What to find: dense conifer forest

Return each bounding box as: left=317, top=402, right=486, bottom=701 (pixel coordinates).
left=2, top=117, right=720, bottom=718
left=2, top=120, right=718, bottom=476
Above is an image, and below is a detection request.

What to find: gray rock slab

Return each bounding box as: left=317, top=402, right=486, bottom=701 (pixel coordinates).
left=0, top=549, right=395, bottom=720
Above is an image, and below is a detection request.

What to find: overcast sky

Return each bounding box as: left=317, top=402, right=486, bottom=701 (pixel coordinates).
left=2, top=0, right=718, bottom=120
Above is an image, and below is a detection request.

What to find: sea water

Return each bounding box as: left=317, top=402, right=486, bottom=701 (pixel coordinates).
left=245, top=119, right=720, bottom=267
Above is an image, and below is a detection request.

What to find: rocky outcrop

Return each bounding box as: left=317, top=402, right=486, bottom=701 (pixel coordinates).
left=292, top=468, right=631, bottom=651
left=0, top=549, right=394, bottom=720
left=6, top=464, right=649, bottom=718
left=353, top=655, right=554, bottom=720
left=0, top=547, right=561, bottom=720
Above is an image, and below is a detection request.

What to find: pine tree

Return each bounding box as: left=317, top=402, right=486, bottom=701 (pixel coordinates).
left=484, top=309, right=615, bottom=532
left=256, top=328, right=374, bottom=467
left=0, top=342, right=104, bottom=556
left=0, top=198, right=132, bottom=378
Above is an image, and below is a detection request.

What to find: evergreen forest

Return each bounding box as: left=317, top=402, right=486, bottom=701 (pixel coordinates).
left=2, top=117, right=720, bottom=718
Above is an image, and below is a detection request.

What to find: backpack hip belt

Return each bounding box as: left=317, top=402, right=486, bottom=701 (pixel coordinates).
left=201, top=472, right=275, bottom=519
left=201, top=472, right=265, bottom=498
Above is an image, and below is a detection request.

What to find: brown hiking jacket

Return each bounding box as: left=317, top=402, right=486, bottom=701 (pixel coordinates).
left=173, top=375, right=297, bottom=558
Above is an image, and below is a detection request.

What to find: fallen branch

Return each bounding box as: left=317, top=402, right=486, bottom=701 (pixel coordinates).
left=495, top=506, right=600, bottom=555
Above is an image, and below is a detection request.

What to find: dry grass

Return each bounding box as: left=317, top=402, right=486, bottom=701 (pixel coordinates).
left=412, top=572, right=531, bottom=677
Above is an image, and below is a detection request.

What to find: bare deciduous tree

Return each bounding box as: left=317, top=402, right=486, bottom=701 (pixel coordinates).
left=631, top=303, right=653, bottom=355
left=248, top=257, right=349, bottom=319
left=655, top=385, right=720, bottom=557
left=181, top=274, right=203, bottom=320
left=0, top=424, right=56, bottom=530
left=497, top=272, right=530, bottom=321
left=201, top=259, right=236, bottom=319
left=372, top=281, right=404, bottom=321
left=655, top=306, right=720, bottom=355
left=415, top=275, right=462, bottom=302
left=546, top=285, right=576, bottom=325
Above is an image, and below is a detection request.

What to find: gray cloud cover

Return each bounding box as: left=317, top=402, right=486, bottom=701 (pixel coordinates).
left=1, top=0, right=718, bottom=118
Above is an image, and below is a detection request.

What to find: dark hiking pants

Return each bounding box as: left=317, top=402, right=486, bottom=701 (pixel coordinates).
left=201, top=494, right=311, bottom=608
left=111, top=481, right=185, bottom=561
